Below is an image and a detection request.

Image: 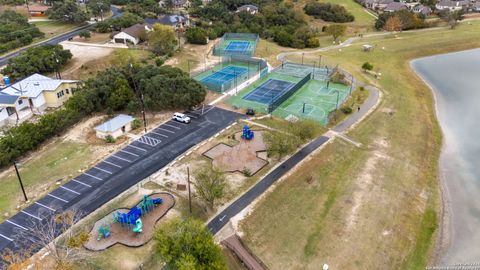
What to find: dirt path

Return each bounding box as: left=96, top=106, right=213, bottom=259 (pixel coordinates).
left=60, top=41, right=114, bottom=78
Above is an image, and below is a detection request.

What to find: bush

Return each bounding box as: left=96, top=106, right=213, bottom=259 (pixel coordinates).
left=304, top=2, right=355, bottom=23
left=288, top=119, right=321, bottom=142
left=0, top=11, right=44, bottom=54
left=242, top=168, right=252, bottom=177
left=186, top=28, right=209, bottom=45
left=131, top=119, right=141, bottom=129
left=362, top=62, right=373, bottom=72
left=66, top=231, right=90, bottom=248
left=104, top=135, right=116, bottom=143
left=341, top=106, right=353, bottom=114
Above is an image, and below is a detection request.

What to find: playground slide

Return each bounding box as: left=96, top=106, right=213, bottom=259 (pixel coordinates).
left=133, top=218, right=143, bottom=233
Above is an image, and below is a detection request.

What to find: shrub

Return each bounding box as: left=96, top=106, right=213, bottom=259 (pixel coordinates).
left=304, top=2, right=355, bottom=23
left=105, top=135, right=116, bottom=143
left=131, top=119, right=141, bottom=129
left=242, top=168, right=252, bottom=177
left=186, top=28, right=209, bottom=45
left=362, top=62, right=373, bottom=72
left=66, top=231, right=90, bottom=248
left=341, top=106, right=353, bottom=114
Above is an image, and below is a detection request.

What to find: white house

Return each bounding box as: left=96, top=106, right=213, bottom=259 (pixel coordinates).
left=112, top=24, right=152, bottom=45
left=236, top=4, right=259, bottom=15
left=0, top=74, right=78, bottom=127
left=412, top=4, right=432, bottom=15
left=435, top=0, right=468, bottom=11
left=95, top=114, right=135, bottom=139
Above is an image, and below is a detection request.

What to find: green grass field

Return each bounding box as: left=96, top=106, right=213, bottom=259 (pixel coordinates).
left=0, top=141, right=94, bottom=222
left=241, top=20, right=480, bottom=270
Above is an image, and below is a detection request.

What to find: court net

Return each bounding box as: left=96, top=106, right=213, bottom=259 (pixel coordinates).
left=268, top=73, right=311, bottom=113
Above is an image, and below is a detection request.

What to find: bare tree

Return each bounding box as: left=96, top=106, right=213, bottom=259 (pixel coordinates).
left=0, top=247, right=33, bottom=270
left=14, top=209, right=89, bottom=269
left=384, top=15, right=402, bottom=32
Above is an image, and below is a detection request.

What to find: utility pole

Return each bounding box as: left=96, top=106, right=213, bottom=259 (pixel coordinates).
left=187, top=167, right=192, bottom=214
left=13, top=162, right=28, bottom=202
left=130, top=64, right=147, bottom=133
left=301, top=53, right=304, bottom=66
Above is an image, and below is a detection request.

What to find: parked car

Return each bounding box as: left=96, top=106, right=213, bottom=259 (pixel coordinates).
left=173, top=112, right=191, bottom=124
left=246, top=108, right=255, bottom=116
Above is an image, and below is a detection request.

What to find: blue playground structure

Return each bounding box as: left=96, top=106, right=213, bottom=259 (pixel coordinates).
left=241, top=125, right=254, bottom=140
left=110, top=195, right=163, bottom=235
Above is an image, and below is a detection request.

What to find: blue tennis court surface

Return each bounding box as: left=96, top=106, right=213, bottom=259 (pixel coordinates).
left=225, top=41, right=251, bottom=53
left=243, top=79, right=296, bottom=104
left=201, top=66, right=248, bottom=87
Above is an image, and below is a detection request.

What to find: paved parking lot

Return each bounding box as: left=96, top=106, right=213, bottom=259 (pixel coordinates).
left=0, top=106, right=242, bottom=260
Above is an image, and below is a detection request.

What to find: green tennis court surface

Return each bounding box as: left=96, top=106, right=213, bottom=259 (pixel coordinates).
left=272, top=80, right=350, bottom=125
left=213, top=33, right=259, bottom=57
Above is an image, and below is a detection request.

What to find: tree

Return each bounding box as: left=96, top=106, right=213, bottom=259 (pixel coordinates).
left=46, top=0, right=89, bottom=23
left=87, top=0, right=111, bottom=18
left=362, top=62, right=373, bottom=72
left=287, top=119, right=321, bottom=142
left=147, top=23, right=178, bottom=55
left=264, top=131, right=297, bottom=160
left=439, top=10, right=464, bottom=29
left=3, top=45, right=73, bottom=80
left=154, top=218, right=227, bottom=270
left=186, top=28, right=209, bottom=45
left=384, top=15, right=402, bottom=32
left=78, top=30, right=91, bottom=39
left=193, top=166, right=227, bottom=210
left=304, top=2, right=355, bottom=23
left=0, top=11, right=44, bottom=54
left=107, top=78, right=135, bottom=110
left=375, top=10, right=425, bottom=30
left=325, top=24, right=346, bottom=41
left=14, top=210, right=88, bottom=269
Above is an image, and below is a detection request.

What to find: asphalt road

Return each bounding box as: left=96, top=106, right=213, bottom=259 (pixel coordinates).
left=0, top=6, right=122, bottom=67
left=0, top=106, right=243, bottom=266
left=207, top=135, right=330, bottom=234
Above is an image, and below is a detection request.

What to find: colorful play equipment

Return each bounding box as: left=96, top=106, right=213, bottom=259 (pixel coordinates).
left=241, top=125, right=254, bottom=140
left=100, top=195, right=162, bottom=238
left=97, top=222, right=111, bottom=240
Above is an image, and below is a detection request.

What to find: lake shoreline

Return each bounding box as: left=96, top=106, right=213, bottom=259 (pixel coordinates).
left=410, top=59, right=452, bottom=266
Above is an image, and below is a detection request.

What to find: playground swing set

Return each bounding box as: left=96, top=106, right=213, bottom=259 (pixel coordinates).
left=97, top=195, right=163, bottom=240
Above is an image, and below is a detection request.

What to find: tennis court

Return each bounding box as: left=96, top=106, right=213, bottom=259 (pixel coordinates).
left=201, top=66, right=248, bottom=88
left=225, top=41, right=252, bottom=54
left=243, top=79, right=296, bottom=104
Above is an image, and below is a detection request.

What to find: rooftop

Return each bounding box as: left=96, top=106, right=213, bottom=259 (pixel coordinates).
left=1, top=73, right=78, bottom=98
left=157, top=15, right=188, bottom=26
left=95, top=114, right=135, bottom=132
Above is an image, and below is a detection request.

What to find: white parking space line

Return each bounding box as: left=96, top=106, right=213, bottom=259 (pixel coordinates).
left=149, top=131, right=168, bottom=138
left=61, top=186, right=81, bottom=195
left=21, top=210, right=42, bottom=221
left=170, top=120, right=189, bottom=126
left=128, top=144, right=148, bottom=152
left=120, top=149, right=139, bottom=157
left=156, top=127, right=175, bottom=134
left=72, top=179, right=92, bottom=188
left=6, top=220, right=28, bottom=231
left=35, top=202, right=56, bottom=212
left=186, top=113, right=198, bottom=119
left=136, top=136, right=161, bottom=147
left=47, top=193, right=69, bottom=203
left=84, top=172, right=103, bottom=181
left=103, top=160, right=122, bottom=168
left=163, top=123, right=181, bottom=130
left=94, top=166, right=113, bottom=174
left=0, top=233, right=13, bottom=241
left=112, top=154, right=132, bottom=163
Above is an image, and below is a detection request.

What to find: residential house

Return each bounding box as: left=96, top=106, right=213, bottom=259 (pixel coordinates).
left=435, top=0, right=468, bottom=11
left=0, top=74, right=78, bottom=127
left=384, top=2, right=408, bottom=12
left=362, top=0, right=394, bottom=10
left=112, top=24, right=152, bottom=45
left=156, top=15, right=190, bottom=31
left=95, top=114, right=134, bottom=139
left=27, top=4, right=49, bottom=17
left=412, top=4, right=433, bottom=15
left=159, top=0, right=191, bottom=9
left=236, top=4, right=259, bottom=15
left=472, top=1, right=480, bottom=11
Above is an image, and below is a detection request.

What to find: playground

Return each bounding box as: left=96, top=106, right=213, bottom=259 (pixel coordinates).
left=213, top=33, right=259, bottom=57
left=193, top=57, right=265, bottom=93
left=84, top=192, right=175, bottom=251
left=203, top=126, right=268, bottom=176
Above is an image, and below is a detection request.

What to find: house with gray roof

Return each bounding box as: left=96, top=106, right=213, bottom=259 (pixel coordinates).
left=0, top=73, right=78, bottom=127
left=95, top=114, right=135, bottom=139
left=384, top=2, right=407, bottom=12
left=236, top=4, right=259, bottom=14
left=156, top=15, right=190, bottom=31
left=435, top=0, right=468, bottom=11
left=412, top=4, right=432, bottom=15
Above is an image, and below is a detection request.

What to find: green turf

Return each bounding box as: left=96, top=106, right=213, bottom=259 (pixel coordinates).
left=214, top=38, right=257, bottom=56
left=273, top=80, right=350, bottom=125
left=225, top=72, right=301, bottom=113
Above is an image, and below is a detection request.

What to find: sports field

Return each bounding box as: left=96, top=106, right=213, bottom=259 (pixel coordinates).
left=193, top=61, right=261, bottom=92
left=213, top=33, right=259, bottom=57
left=273, top=80, right=350, bottom=125
left=225, top=72, right=301, bottom=113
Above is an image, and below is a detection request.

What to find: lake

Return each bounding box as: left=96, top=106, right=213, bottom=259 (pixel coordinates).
left=412, top=48, right=480, bottom=264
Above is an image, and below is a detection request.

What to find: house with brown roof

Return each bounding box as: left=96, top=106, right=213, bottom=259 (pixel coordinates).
left=112, top=24, right=151, bottom=45
left=27, top=4, right=49, bottom=17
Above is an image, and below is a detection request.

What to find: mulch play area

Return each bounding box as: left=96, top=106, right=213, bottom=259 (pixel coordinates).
left=84, top=192, right=175, bottom=251
left=203, top=130, right=268, bottom=175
